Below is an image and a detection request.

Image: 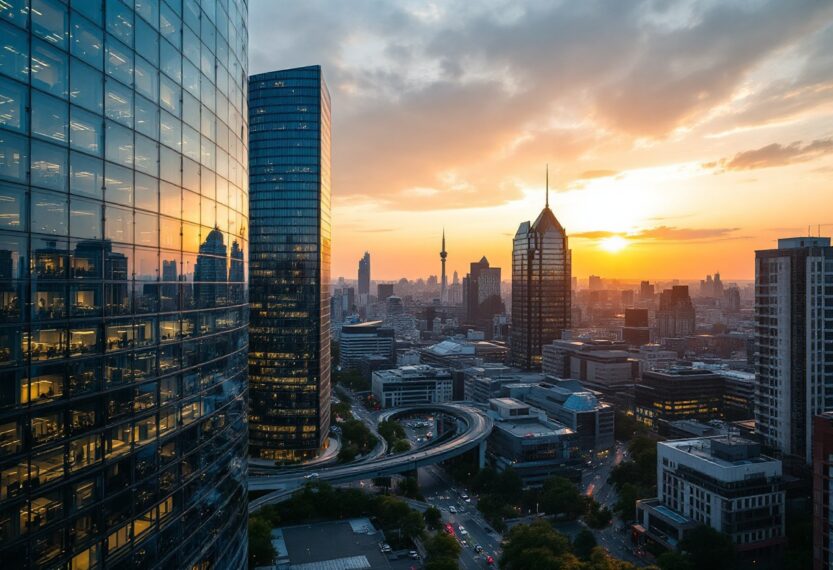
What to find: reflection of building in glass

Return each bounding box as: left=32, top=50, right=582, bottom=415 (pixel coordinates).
left=249, top=66, right=332, bottom=460
left=511, top=184, right=571, bottom=370
left=0, top=2, right=250, bottom=567
left=193, top=227, right=228, bottom=307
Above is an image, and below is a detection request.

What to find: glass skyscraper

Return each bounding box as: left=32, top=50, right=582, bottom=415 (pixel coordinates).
left=0, top=0, right=250, bottom=567
left=511, top=199, right=571, bottom=370
left=248, top=66, right=331, bottom=461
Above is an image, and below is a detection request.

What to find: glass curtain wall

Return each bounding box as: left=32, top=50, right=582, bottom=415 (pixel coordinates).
left=0, top=0, right=250, bottom=567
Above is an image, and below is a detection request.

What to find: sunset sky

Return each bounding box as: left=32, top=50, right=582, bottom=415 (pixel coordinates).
left=250, top=0, right=833, bottom=282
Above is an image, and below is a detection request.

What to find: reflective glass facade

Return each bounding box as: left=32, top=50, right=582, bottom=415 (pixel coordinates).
left=511, top=206, right=571, bottom=370
left=0, top=0, right=249, bottom=567
left=248, top=66, right=331, bottom=461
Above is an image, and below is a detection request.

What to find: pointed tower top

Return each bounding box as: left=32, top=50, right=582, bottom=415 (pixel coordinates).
left=545, top=164, right=549, bottom=209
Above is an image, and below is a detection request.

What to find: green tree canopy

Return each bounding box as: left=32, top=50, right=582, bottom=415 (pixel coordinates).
left=679, top=525, right=735, bottom=570
left=539, top=476, right=587, bottom=520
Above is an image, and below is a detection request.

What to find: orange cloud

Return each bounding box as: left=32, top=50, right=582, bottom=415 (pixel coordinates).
left=711, top=138, right=833, bottom=171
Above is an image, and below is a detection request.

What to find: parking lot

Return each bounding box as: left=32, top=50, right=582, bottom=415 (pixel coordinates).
left=281, top=520, right=422, bottom=569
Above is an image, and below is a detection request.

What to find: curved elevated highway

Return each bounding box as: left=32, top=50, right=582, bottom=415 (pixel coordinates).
left=249, top=403, right=493, bottom=513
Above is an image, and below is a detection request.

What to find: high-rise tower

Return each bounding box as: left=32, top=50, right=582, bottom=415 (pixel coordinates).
left=248, top=66, right=332, bottom=460
left=755, top=237, right=833, bottom=466
left=358, top=252, right=370, bottom=298
left=440, top=229, right=448, bottom=303
left=510, top=168, right=571, bottom=369
left=0, top=1, right=251, bottom=566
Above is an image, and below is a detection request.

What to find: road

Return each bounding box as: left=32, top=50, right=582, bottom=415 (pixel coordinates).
left=580, top=442, right=647, bottom=566
left=417, top=465, right=500, bottom=569
left=248, top=403, right=493, bottom=512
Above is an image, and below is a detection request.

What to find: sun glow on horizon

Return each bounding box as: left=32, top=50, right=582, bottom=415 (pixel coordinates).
left=599, top=235, right=629, bottom=253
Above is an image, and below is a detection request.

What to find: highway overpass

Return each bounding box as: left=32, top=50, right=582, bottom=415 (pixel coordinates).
left=249, top=403, right=493, bottom=513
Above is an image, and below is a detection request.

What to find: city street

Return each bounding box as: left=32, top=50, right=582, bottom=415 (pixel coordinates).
left=419, top=465, right=500, bottom=569
left=579, top=442, right=647, bottom=566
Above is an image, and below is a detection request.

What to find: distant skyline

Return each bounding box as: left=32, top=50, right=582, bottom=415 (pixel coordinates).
left=250, top=0, right=833, bottom=281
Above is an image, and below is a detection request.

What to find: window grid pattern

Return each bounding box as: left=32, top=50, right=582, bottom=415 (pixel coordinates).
left=247, top=66, right=331, bottom=461
left=0, top=0, right=249, bottom=568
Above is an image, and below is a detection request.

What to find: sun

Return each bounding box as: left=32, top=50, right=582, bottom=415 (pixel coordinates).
left=599, top=235, right=628, bottom=253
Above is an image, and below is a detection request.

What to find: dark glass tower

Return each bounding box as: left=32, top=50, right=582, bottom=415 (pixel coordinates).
left=510, top=186, right=571, bottom=370
left=358, top=251, right=370, bottom=297
left=0, top=1, right=250, bottom=567
left=248, top=66, right=331, bottom=461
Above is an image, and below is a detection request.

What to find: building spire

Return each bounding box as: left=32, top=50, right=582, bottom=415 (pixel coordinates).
left=545, top=164, right=549, bottom=209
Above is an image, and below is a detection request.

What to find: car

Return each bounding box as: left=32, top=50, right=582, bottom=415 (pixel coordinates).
left=409, top=551, right=419, bottom=559
left=461, top=493, right=469, bottom=500
left=475, top=545, right=484, bottom=553
left=487, top=555, right=495, bottom=565
left=303, top=473, right=319, bottom=480
left=465, top=498, right=471, bottom=503
left=449, top=506, right=457, bottom=514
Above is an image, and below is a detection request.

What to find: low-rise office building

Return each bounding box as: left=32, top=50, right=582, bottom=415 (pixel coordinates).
left=635, top=344, right=678, bottom=371
left=486, top=398, right=580, bottom=486
left=420, top=338, right=509, bottom=370
left=462, top=365, right=546, bottom=403
left=635, top=368, right=725, bottom=431
left=506, top=379, right=615, bottom=456
left=635, top=437, right=785, bottom=568
left=544, top=340, right=638, bottom=384
left=339, top=321, right=396, bottom=370
left=371, top=365, right=453, bottom=408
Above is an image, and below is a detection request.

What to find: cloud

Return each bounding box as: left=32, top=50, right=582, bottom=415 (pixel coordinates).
left=577, top=169, right=619, bottom=180
left=249, top=0, right=833, bottom=212
left=710, top=138, right=833, bottom=171
left=572, top=226, right=742, bottom=242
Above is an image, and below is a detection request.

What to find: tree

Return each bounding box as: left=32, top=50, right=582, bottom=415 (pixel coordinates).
left=495, top=468, right=524, bottom=503
left=426, top=559, right=459, bottom=570
left=614, top=410, right=645, bottom=441
left=424, top=506, right=442, bottom=530
left=585, top=498, right=613, bottom=528
left=378, top=420, right=406, bottom=445
left=538, top=476, right=586, bottom=520
left=425, top=531, right=461, bottom=567
left=586, top=546, right=639, bottom=569
left=397, top=476, right=420, bottom=499
left=656, top=551, right=695, bottom=570
left=679, top=525, right=735, bottom=570
left=248, top=516, right=275, bottom=568
left=499, top=520, right=577, bottom=570
left=573, top=529, right=597, bottom=560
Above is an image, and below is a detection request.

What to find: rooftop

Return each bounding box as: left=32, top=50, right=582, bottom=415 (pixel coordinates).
left=424, top=339, right=476, bottom=356
left=495, top=418, right=573, bottom=439
left=661, top=437, right=779, bottom=470
left=374, top=365, right=451, bottom=380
